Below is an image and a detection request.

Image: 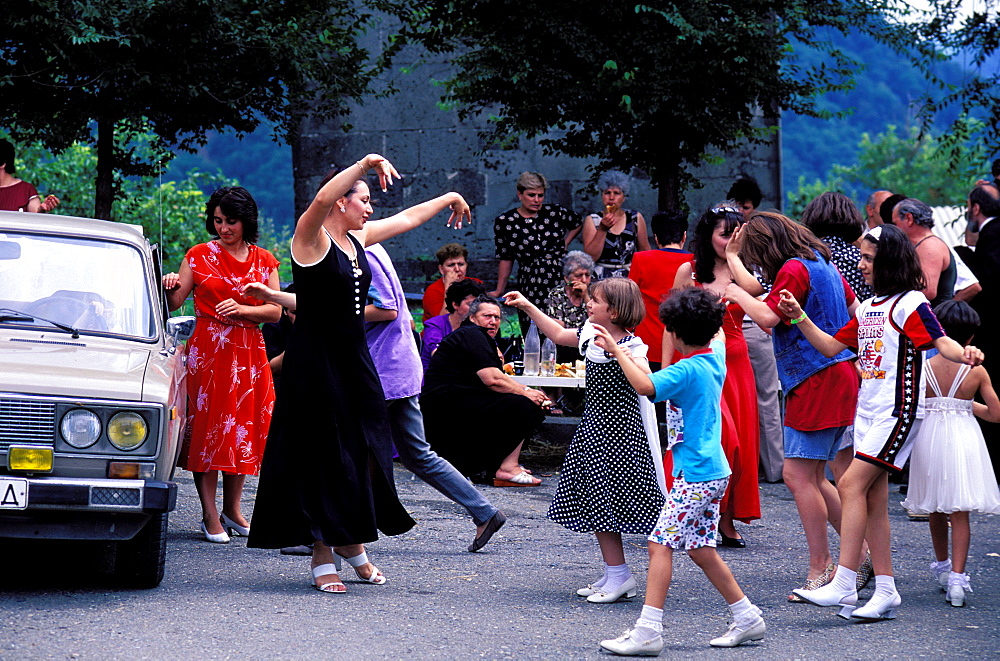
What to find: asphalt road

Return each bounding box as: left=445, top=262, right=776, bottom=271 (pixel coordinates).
left=1, top=464, right=998, bottom=659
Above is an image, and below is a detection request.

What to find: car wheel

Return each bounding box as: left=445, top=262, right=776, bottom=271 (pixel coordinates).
left=113, top=512, right=168, bottom=589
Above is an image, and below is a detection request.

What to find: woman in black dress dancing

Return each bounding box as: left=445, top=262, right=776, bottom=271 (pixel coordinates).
left=248, top=153, right=471, bottom=593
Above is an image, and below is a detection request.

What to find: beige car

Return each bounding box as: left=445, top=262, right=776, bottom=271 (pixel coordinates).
left=0, top=211, right=192, bottom=588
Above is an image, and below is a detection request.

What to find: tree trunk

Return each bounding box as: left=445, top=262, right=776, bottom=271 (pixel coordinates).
left=656, top=168, right=683, bottom=213
left=95, top=116, right=114, bottom=220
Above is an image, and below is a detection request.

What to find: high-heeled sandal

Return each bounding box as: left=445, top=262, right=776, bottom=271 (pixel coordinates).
left=220, top=512, right=250, bottom=537
left=855, top=552, right=874, bottom=590
left=336, top=551, right=387, bottom=584
left=310, top=564, right=346, bottom=594
left=788, top=563, right=836, bottom=602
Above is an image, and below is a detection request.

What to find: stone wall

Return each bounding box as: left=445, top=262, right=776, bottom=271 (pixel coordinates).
left=292, top=38, right=781, bottom=296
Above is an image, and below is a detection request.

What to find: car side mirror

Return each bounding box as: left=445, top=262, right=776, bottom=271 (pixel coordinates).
left=166, top=316, right=195, bottom=342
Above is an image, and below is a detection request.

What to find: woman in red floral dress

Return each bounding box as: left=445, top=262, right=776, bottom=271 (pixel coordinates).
left=163, top=187, right=281, bottom=543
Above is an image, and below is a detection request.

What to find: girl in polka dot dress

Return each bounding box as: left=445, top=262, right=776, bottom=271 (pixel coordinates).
left=504, top=278, right=666, bottom=604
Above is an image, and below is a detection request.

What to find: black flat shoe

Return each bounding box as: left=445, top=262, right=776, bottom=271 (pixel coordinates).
left=468, top=510, right=507, bottom=552
left=719, top=531, right=746, bottom=548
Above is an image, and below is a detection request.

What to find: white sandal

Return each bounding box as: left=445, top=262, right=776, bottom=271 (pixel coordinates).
left=336, top=551, right=387, bottom=584
left=310, top=563, right=346, bottom=593
left=493, top=470, right=541, bottom=487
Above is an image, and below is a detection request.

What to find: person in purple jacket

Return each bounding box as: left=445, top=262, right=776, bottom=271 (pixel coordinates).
left=364, top=242, right=507, bottom=552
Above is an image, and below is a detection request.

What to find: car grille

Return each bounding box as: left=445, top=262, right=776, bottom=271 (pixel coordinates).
left=0, top=398, right=56, bottom=446
left=91, top=486, right=142, bottom=507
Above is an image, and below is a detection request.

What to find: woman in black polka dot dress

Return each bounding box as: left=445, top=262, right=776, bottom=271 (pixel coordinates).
left=489, top=172, right=581, bottom=331
left=504, top=278, right=666, bottom=604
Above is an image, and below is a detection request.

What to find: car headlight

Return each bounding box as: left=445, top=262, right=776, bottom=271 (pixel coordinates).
left=60, top=409, right=102, bottom=448
left=108, top=412, right=148, bottom=451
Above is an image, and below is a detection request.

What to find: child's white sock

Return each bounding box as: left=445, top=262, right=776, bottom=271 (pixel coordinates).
left=830, top=565, right=858, bottom=592
left=931, top=558, right=952, bottom=588
left=635, top=605, right=664, bottom=635
left=948, top=571, right=972, bottom=590
left=931, top=558, right=952, bottom=573
left=728, top=596, right=753, bottom=617
left=727, top=596, right=762, bottom=623
left=603, top=562, right=632, bottom=591
left=591, top=564, right=611, bottom=590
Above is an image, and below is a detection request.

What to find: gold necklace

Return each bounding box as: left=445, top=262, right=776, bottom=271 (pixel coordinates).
left=333, top=235, right=363, bottom=278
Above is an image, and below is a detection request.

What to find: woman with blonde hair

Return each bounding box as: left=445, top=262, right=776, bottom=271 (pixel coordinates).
left=490, top=171, right=580, bottom=331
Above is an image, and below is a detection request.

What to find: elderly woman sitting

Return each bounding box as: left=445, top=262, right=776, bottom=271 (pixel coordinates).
left=543, top=250, right=594, bottom=363
left=420, top=277, right=486, bottom=370
left=421, top=295, right=549, bottom=486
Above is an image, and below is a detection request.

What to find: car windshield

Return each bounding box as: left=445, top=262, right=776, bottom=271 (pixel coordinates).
left=0, top=231, right=156, bottom=339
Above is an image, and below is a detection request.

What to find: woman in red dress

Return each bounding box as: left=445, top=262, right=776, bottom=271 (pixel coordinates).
left=668, top=204, right=761, bottom=545
left=162, top=187, right=281, bottom=543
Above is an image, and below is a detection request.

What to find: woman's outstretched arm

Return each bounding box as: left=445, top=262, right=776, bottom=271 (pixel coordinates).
left=502, top=291, right=580, bottom=346
left=361, top=192, right=471, bottom=247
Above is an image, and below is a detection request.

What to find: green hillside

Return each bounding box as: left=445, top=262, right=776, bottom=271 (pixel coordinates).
left=781, top=28, right=970, bottom=197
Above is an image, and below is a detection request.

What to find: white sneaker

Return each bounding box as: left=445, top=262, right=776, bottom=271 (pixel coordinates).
left=709, top=613, right=765, bottom=647
left=600, top=628, right=664, bottom=656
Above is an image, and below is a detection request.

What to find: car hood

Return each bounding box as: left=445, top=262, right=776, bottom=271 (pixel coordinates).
left=0, top=332, right=152, bottom=401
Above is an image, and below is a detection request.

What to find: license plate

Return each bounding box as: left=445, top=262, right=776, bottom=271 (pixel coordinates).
left=0, top=477, right=28, bottom=509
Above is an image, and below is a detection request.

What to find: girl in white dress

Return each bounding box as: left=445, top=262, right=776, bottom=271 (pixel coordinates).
left=901, top=300, right=1000, bottom=607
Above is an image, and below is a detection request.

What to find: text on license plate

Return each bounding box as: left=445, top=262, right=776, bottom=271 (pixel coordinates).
left=0, top=477, right=28, bottom=509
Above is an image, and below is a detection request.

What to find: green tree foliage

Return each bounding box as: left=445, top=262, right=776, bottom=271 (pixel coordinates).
left=1, top=0, right=386, bottom=220
left=392, top=1, right=999, bottom=211
left=4, top=130, right=291, bottom=280
left=785, top=120, right=989, bottom=218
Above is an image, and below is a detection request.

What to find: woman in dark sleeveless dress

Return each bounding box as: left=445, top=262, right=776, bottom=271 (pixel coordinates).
left=581, top=170, right=650, bottom=279
left=248, top=153, right=471, bottom=594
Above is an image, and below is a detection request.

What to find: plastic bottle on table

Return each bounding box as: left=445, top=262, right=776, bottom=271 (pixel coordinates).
left=541, top=337, right=556, bottom=376
left=523, top=320, right=540, bottom=376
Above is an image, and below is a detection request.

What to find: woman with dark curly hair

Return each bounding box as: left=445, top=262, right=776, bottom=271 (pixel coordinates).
left=670, top=203, right=761, bottom=545
left=162, top=186, right=282, bottom=543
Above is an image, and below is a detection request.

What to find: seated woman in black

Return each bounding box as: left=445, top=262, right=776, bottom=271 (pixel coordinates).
left=421, top=295, right=549, bottom=487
